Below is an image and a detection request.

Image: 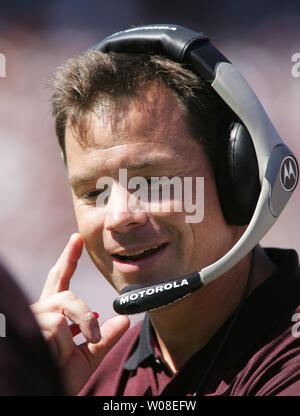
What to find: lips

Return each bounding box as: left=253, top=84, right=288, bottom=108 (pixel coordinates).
left=110, top=241, right=169, bottom=274
left=112, top=242, right=168, bottom=262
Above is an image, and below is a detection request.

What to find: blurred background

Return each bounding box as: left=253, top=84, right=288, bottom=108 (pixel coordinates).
left=0, top=0, right=299, bottom=328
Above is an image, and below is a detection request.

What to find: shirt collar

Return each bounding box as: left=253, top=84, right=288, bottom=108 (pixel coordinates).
left=123, top=313, right=154, bottom=371
left=123, top=248, right=300, bottom=371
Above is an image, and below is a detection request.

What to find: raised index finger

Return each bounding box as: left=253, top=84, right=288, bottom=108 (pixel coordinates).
left=40, top=233, right=83, bottom=300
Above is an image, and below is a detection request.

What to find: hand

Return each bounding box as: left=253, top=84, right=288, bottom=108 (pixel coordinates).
left=31, top=233, right=130, bottom=395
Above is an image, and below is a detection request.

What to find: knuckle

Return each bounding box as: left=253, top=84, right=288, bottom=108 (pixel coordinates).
left=84, top=311, right=96, bottom=322
left=61, top=290, right=77, bottom=302
left=53, top=313, right=67, bottom=329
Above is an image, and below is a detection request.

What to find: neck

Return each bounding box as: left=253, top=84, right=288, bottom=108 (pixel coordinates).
left=149, top=245, right=276, bottom=373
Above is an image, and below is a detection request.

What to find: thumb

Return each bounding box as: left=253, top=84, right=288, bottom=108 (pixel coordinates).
left=79, top=315, right=130, bottom=373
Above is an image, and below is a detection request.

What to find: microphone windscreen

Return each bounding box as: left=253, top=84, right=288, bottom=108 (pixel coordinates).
left=113, top=272, right=202, bottom=315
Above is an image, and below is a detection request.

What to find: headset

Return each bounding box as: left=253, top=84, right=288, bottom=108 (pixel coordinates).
left=92, top=24, right=299, bottom=315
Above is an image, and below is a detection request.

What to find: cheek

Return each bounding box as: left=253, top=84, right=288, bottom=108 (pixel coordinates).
left=74, top=205, right=113, bottom=276
left=147, top=176, right=206, bottom=224
left=152, top=210, right=196, bottom=258
left=73, top=204, right=105, bottom=248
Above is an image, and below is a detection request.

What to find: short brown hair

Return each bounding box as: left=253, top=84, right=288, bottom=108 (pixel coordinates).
left=49, top=50, right=235, bottom=169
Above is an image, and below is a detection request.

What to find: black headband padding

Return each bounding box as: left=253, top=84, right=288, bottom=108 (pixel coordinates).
left=92, top=24, right=229, bottom=82
left=93, top=25, right=208, bottom=62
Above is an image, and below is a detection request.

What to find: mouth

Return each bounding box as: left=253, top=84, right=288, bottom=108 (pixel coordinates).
left=113, top=243, right=168, bottom=262
left=112, top=243, right=169, bottom=272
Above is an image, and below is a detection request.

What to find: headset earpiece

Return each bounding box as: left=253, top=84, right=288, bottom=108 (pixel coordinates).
left=217, top=121, right=260, bottom=225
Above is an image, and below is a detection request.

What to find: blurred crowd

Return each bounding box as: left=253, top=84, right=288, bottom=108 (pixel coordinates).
left=0, top=0, right=299, bottom=325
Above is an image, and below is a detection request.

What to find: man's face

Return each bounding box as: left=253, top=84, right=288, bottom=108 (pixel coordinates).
left=65, top=83, right=237, bottom=293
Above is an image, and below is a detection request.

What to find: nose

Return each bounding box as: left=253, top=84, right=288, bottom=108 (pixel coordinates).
left=104, top=183, right=149, bottom=232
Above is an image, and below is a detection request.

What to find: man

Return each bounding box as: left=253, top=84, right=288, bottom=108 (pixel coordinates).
left=31, top=28, right=300, bottom=396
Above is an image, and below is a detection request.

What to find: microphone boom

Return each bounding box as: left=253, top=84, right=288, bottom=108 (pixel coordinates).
left=113, top=272, right=202, bottom=314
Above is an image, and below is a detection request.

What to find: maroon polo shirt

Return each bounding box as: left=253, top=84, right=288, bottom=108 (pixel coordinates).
left=79, top=248, right=300, bottom=396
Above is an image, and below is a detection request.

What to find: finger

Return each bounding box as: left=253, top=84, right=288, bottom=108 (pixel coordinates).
left=35, top=312, right=75, bottom=365
left=32, top=291, right=100, bottom=343
left=40, top=233, right=83, bottom=300
left=79, top=315, right=130, bottom=373
left=70, top=312, right=99, bottom=338
left=41, top=329, right=59, bottom=362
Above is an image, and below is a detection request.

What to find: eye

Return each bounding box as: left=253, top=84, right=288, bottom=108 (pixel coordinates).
left=85, top=190, right=102, bottom=199
left=83, top=184, right=110, bottom=202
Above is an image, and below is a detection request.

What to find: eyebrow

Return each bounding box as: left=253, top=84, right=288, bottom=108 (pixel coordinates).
left=69, top=159, right=169, bottom=188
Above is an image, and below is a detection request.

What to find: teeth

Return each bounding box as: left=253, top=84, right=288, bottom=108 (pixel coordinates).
left=118, top=244, right=162, bottom=257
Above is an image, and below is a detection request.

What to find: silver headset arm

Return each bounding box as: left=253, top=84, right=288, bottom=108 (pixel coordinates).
left=199, top=63, right=298, bottom=285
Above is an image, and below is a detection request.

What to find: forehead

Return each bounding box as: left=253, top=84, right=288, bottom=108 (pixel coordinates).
left=65, top=83, right=205, bottom=176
